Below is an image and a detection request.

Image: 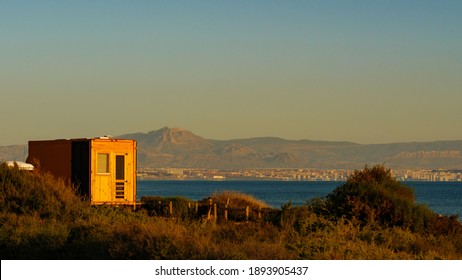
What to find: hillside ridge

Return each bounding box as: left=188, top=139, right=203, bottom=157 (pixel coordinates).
left=118, top=127, right=462, bottom=169
left=2, top=127, right=462, bottom=169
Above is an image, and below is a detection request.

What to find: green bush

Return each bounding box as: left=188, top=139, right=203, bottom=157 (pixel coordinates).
left=321, top=165, right=435, bottom=230
left=278, top=203, right=334, bottom=236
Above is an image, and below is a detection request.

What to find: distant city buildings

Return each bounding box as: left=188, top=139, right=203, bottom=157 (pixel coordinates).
left=392, top=169, right=462, bottom=182
left=137, top=168, right=462, bottom=182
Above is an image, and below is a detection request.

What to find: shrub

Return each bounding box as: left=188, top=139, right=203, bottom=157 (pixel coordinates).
left=2, top=162, right=462, bottom=260
left=0, top=212, right=70, bottom=259
left=210, top=191, right=269, bottom=209
left=141, top=196, right=195, bottom=220
left=0, top=162, right=86, bottom=220
left=321, top=165, right=435, bottom=230
left=278, top=203, right=334, bottom=236
left=197, top=191, right=271, bottom=222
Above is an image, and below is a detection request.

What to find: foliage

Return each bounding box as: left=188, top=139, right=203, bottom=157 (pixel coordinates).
left=141, top=196, right=195, bottom=220
left=0, top=162, right=88, bottom=220
left=207, top=191, right=270, bottom=222
left=320, top=165, right=433, bottom=231
left=210, top=191, right=269, bottom=209
left=1, top=163, right=461, bottom=259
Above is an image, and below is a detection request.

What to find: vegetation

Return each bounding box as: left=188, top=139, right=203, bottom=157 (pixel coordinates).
left=1, top=163, right=461, bottom=259
left=209, top=191, right=269, bottom=209
left=140, top=195, right=195, bottom=220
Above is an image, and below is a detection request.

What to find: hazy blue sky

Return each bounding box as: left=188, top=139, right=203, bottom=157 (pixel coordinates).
left=1, top=0, right=461, bottom=145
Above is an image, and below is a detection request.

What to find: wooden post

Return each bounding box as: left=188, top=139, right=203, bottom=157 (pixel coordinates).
left=169, top=201, right=173, bottom=218
left=195, top=202, right=199, bottom=217
left=224, top=204, right=228, bottom=221
left=213, top=203, right=217, bottom=222
left=245, top=206, right=250, bottom=221
left=207, top=198, right=212, bottom=220
left=258, top=207, right=262, bottom=220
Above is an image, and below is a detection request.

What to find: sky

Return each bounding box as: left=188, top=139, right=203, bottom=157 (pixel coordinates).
left=1, top=0, right=461, bottom=145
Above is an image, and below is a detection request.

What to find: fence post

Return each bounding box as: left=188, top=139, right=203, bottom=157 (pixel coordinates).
left=213, top=203, right=217, bottom=223
left=169, top=201, right=173, bottom=218
left=207, top=198, right=212, bottom=220
left=245, top=206, right=250, bottom=221
left=224, top=204, right=228, bottom=221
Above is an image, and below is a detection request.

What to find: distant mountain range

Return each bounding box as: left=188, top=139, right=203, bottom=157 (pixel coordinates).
left=0, top=145, right=27, bottom=163
left=2, top=127, right=462, bottom=169
left=119, top=127, right=462, bottom=169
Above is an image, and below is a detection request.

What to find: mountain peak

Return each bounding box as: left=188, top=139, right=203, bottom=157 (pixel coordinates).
left=124, top=127, right=205, bottom=149
left=114, top=127, right=462, bottom=169
left=158, top=127, right=204, bottom=145
left=158, top=126, right=186, bottom=132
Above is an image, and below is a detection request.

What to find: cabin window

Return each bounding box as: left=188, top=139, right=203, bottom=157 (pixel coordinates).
left=115, top=155, right=125, bottom=180
left=97, top=153, right=109, bottom=173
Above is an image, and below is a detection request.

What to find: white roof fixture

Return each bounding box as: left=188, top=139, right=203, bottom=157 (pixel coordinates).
left=6, top=161, right=34, bottom=171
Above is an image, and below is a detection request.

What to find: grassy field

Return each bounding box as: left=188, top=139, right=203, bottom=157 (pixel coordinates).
left=1, top=163, right=461, bottom=259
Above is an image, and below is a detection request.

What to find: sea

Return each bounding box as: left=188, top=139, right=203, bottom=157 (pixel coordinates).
left=137, top=180, right=462, bottom=217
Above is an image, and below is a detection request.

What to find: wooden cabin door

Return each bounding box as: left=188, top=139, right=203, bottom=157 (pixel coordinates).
left=94, top=152, right=111, bottom=202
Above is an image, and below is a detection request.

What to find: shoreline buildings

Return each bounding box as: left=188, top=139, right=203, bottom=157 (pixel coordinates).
left=137, top=168, right=462, bottom=182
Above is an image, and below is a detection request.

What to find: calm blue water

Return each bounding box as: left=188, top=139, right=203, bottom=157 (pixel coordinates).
left=137, top=180, right=462, bottom=217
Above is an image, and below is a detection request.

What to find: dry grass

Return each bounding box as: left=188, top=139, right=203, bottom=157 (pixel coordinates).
left=1, top=163, right=462, bottom=260
left=210, top=191, right=269, bottom=209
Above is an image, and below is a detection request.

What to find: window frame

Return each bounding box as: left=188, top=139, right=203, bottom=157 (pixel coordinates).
left=96, top=153, right=110, bottom=174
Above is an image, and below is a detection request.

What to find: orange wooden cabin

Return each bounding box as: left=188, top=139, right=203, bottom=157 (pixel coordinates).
left=27, top=138, right=137, bottom=207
